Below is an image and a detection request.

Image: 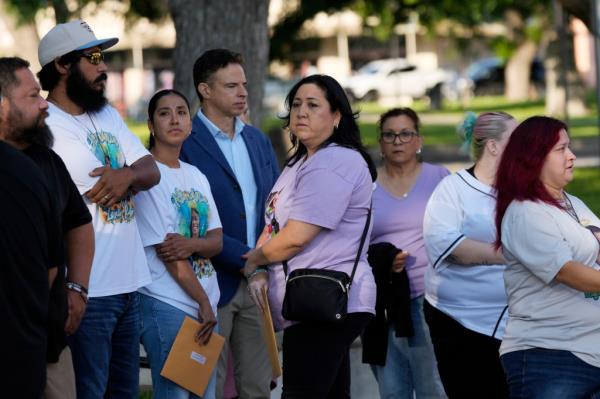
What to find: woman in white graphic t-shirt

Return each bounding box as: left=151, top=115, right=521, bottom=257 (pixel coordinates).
left=135, top=89, right=223, bottom=399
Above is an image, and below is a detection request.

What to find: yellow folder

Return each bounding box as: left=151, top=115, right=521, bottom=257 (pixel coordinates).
left=160, top=316, right=225, bottom=396
left=260, top=289, right=282, bottom=378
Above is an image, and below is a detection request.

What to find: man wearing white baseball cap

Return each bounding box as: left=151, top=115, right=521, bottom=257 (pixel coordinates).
left=38, top=20, right=160, bottom=399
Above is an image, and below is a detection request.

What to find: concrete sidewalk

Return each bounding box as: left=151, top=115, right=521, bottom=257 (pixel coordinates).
left=140, top=340, right=381, bottom=398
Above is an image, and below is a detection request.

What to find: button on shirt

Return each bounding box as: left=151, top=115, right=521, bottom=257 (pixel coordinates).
left=197, top=109, right=258, bottom=247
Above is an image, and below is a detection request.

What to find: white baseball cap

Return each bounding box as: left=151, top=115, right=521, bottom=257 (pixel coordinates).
left=38, top=20, right=118, bottom=67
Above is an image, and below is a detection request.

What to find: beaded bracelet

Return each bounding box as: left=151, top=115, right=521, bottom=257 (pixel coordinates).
left=245, top=267, right=268, bottom=280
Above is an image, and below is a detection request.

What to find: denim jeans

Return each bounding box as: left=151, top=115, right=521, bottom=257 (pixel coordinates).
left=501, top=348, right=600, bottom=399
left=139, top=293, right=217, bottom=399
left=68, top=292, right=140, bottom=399
left=371, top=296, right=447, bottom=399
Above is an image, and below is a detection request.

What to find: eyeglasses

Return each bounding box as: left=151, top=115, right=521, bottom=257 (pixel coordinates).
left=381, top=130, right=419, bottom=144
left=80, top=51, right=104, bottom=65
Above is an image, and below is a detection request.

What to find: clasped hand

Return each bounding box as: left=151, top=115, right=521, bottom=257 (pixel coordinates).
left=156, top=233, right=196, bottom=262
left=86, top=164, right=134, bottom=207
left=392, top=250, right=409, bottom=273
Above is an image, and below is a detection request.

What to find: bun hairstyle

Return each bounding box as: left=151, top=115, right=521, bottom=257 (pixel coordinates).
left=457, top=111, right=515, bottom=162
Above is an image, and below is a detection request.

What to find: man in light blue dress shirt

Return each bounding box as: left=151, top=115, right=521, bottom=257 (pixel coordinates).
left=180, top=49, right=279, bottom=399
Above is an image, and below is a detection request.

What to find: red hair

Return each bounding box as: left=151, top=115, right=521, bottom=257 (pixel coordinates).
left=494, top=116, right=567, bottom=248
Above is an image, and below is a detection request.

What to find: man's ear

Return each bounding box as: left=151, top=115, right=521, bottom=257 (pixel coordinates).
left=197, top=82, right=210, bottom=100
left=54, top=59, right=70, bottom=75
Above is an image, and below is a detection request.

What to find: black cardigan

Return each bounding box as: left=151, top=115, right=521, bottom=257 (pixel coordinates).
left=361, top=242, right=414, bottom=366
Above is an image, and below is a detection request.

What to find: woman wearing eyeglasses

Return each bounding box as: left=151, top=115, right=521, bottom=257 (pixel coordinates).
left=422, top=112, right=518, bottom=398
left=365, top=108, right=448, bottom=399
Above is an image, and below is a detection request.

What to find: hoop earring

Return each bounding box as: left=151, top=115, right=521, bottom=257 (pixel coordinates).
left=416, top=148, right=422, bottom=154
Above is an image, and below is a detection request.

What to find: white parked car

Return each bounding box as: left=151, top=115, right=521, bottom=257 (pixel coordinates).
left=342, top=58, right=452, bottom=104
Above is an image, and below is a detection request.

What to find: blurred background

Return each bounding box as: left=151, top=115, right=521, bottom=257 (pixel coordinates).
left=3, top=1, right=599, bottom=397
left=0, top=0, right=597, bottom=204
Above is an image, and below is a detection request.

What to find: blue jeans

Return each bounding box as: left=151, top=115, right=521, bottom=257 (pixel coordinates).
left=140, top=294, right=217, bottom=399
left=68, top=292, right=140, bottom=399
left=371, top=296, right=447, bottom=399
left=501, top=348, right=600, bottom=399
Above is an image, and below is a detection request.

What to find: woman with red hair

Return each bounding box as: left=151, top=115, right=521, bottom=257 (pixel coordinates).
left=495, top=116, right=600, bottom=398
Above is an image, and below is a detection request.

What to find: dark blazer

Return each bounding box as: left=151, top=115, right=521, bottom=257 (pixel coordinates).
left=180, top=115, right=279, bottom=306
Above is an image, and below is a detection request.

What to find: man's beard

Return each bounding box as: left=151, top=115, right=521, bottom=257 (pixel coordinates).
left=6, top=108, right=53, bottom=148
left=66, top=63, right=108, bottom=113
left=18, top=124, right=54, bottom=148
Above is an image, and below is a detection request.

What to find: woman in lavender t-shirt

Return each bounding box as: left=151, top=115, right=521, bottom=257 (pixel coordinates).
left=368, top=108, right=448, bottom=399
left=243, top=74, right=377, bottom=398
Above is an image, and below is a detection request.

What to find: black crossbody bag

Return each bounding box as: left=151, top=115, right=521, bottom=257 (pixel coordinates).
left=281, top=206, right=372, bottom=323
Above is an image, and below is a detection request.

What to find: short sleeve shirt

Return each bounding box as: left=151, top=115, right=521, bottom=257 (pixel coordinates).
left=0, top=142, right=61, bottom=397
left=23, top=144, right=92, bottom=362
left=370, top=163, right=449, bottom=298
left=423, top=169, right=508, bottom=337
left=500, top=196, right=600, bottom=367
left=136, top=161, right=221, bottom=316
left=264, top=145, right=376, bottom=329
left=48, top=103, right=151, bottom=297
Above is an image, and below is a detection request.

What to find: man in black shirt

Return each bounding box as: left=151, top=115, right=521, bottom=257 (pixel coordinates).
left=0, top=57, right=94, bottom=398
left=0, top=69, right=62, bottom=395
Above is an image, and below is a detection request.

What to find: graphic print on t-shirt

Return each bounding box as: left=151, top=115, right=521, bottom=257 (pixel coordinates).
left=171, top=188, right=215, bottom=279
left=87, top=130, right=135, bottom=224
left=265, top=190, right=281, bottom=237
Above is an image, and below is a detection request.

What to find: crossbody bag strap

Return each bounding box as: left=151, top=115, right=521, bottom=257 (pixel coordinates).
left=348, top=204, right=372, bottom=288
left=282, top=204, right=372, bottom=281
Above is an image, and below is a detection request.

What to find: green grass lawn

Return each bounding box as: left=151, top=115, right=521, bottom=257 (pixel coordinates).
left=131, top=96, right=599, bottom=148
left=259, top=96, right=600, bottom=148
left=128, top=119, right=150, bottom=147
left=568, top=167, right=600, bottom=215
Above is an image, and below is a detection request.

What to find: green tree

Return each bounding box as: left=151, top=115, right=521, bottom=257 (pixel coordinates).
left=271, top=0, right=587, bottom=103
left=4, top=0, right=271, bottom=126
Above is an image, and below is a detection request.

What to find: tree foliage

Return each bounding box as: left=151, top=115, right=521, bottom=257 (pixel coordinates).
left=5, top=0, right=90, bottom=24
left=5, top=0, right=170, bottom=25
left=5, top=0, right=270, bottom=125
left=270, top=0, right=556, bottom=62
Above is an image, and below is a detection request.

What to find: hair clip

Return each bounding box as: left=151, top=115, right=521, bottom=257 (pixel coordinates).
left=457, top=111, right=477, bottom=154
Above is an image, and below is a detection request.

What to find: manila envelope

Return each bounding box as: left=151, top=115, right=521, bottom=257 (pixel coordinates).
left=260, top=289, right=282, bottom=378
left=160, top=316, right=225, bottom=396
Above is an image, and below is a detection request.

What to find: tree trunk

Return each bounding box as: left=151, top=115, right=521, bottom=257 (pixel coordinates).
left=167, top=0, right=270, bottom=127
left=544, top=32, right=588, bottom=117
left=504, top=40, right=537, bottom=101
left=50, top=0, right=70, bottom=24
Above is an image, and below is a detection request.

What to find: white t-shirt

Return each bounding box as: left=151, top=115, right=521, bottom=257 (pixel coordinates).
left=423, top=169, right=507, bottom=338
left=500, top=195, right=600, bottom=368
left=48, top=103, right=152, bottom=297
left=135, top=161, right=221, bottom=316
